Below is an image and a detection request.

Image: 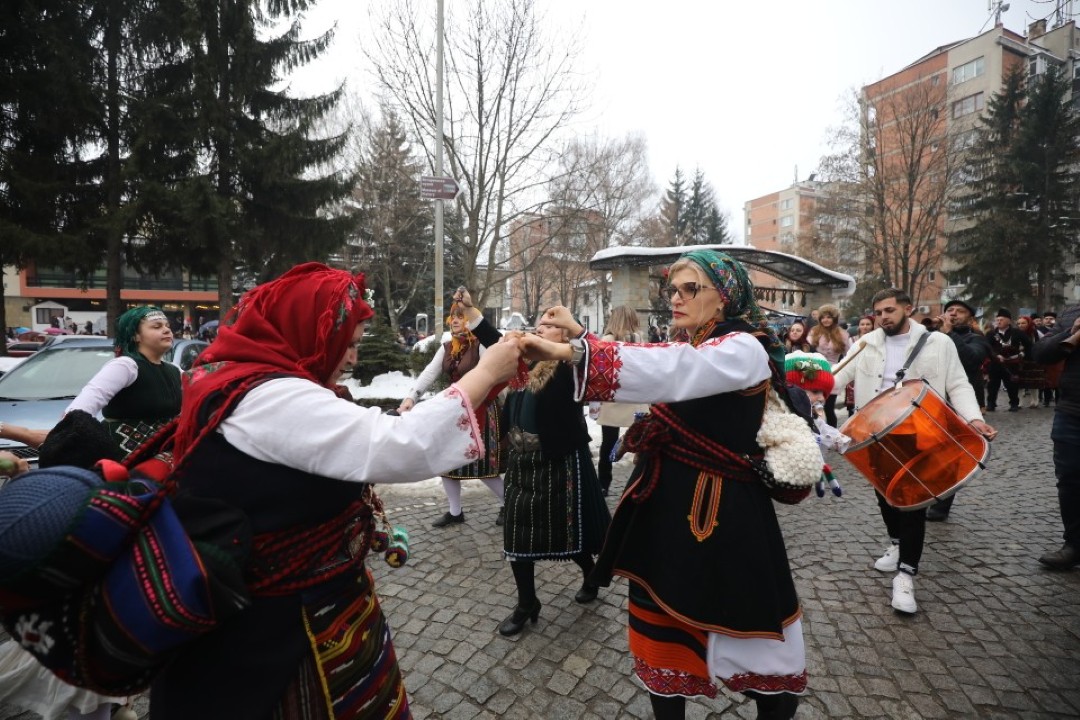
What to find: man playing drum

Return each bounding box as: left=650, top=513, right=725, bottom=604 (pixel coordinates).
left=832, top=288, right=996, bottom=614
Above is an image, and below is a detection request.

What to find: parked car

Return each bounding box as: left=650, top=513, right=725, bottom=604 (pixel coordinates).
left=0, top=336, right=207, bottom=466
left=4, top=341, right=43, bottom=357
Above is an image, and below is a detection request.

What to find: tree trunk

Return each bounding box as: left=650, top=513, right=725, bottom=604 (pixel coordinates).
left=104, top=2, right=124, bottom=333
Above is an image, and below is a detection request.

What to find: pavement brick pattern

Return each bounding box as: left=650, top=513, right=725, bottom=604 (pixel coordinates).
left=3, top=407, right=1079, bottom=718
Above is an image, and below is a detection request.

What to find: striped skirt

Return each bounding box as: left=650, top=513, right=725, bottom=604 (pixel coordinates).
left=502, top=445, right=610, bottom=561
left=628, top=583, right=807, bottom=699
left=274, top=570, right=411, bottom=720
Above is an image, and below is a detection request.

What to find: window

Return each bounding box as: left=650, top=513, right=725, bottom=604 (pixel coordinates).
left=952, top=128, right=978, bottom=152
left=952, top=92, right=984, bottom=119
left=780, top=232, right=795, bottom=245
left=952, top=57, right=985, bottom=85
left=35, top=308, right=65, bottom=325
left=780, top=215, right=794, bottom=228
left=780, top=198, right=793, bottom=210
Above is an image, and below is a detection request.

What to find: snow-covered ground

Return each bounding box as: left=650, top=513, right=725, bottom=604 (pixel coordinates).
left=343, top=369, right=625, bottom=497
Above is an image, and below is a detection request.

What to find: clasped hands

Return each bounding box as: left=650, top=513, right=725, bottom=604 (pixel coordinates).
left=502, top=306, right=582, bottom=363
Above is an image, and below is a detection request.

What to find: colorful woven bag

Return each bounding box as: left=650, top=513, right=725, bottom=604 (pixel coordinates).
left=0, top=462, right=251, bottom=694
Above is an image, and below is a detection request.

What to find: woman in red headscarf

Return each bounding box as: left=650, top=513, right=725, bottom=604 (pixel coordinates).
left=149, top=263, right=521, bottom=720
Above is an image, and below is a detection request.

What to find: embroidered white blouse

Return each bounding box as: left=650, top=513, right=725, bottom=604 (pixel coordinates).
left=218, top=377, right=484, bottom=484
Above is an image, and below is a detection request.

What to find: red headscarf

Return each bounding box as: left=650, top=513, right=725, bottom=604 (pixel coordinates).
left=171, top=263, right=374, bottom=464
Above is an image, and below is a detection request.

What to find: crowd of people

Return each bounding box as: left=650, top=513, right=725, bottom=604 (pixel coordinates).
left=0, top=251, right=1077, bottom=720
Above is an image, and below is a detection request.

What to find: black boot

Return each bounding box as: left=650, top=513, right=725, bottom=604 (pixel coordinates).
left=574, top=581, right=598, bottom=604
left=572, top=552, right=598, bottom=603
left=497, top=598, right=541, bottom=636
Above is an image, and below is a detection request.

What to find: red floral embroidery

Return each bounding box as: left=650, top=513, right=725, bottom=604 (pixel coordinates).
left=446, top=384, right=484, bottom=461
left=722, top=670, right=808, bottom=694
left=583, top=335, right=623, bottom=401
left=634, top=658, right=718, bottom=699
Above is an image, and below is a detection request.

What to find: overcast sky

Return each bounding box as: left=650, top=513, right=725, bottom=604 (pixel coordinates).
left=290, top=0, right=1069, bottom=242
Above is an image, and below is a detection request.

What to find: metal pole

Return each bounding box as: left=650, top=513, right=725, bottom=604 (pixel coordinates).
left=433, top=0, right=445, bottom=337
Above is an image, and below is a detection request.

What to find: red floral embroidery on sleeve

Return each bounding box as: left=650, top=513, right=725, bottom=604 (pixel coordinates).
left=446, top=384, right=484, bottom=460
left=583, top=335, right=623, bottom=401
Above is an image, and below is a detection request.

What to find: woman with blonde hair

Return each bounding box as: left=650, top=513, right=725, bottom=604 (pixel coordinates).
left=806, top=304, right=852, bottom=427
left=497, top=313, right=611, bottom=635
left=594, top=305, right=648, bottom=496
left=521, top=249, right=808, bottom=720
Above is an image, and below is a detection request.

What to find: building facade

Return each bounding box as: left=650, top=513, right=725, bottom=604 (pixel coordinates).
left=856, top=17, right=1079, bottom=317
left=4, top=261, right=220, bottom=336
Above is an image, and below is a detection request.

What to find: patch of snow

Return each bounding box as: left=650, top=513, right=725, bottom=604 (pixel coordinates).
left=342, top=370, right=416, bottom=400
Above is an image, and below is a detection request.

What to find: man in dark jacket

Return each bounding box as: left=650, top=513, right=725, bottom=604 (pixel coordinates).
left=927, top=299, right=994, bottom=521
left=987, top=308, right=1031, bottom=412
left=1033, top=307, right=1080, bottom=569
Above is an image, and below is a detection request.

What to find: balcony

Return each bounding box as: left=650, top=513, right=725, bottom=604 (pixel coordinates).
left=26, top=270, right=218, bottom=292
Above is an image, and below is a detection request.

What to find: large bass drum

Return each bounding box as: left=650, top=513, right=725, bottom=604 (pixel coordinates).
left=839, top=379, right=990, bottom=510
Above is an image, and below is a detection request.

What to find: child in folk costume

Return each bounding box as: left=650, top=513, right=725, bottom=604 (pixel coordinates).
left=496, top=318, right=612, bottom=636
left=520, top=250, right=810, bottom=720
left=147, top=263, right=521, bottom=719
left=784, top=351, right=850, bottom=497
left=399, top=293, right=506, bottom=527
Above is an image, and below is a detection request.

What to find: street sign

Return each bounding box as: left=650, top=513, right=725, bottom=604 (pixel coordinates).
left=419, top=175, right=459, bottom=200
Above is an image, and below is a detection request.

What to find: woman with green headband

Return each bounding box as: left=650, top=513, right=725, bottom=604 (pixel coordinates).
left=521, top=249, right=806, bottom=720
left=67, top=306, right=182, bottom=456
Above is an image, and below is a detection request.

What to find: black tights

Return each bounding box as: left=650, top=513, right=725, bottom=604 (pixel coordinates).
left=649, top=693, right=685, bottom=720
left=650, top=691, right=798, bottom=719
left=509, top=553, right=595, bottom=606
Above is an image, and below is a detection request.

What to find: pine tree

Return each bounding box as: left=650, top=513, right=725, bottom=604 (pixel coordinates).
left=352, top=314, right=408, bottom=386
left=704, top=205, right=731, bottom=244
left=0, top=0, right=106, bottom=344
left=130, top=0, right=356, bottom=316
left=658, top=167, right=687, bottom=245
left=348, top=110, right=434, bottom=331
left=683, top=168, right=731, bottom=244
left=952, top=66, right=1080, bottom=310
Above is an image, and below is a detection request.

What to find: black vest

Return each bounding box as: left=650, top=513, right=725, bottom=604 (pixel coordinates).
left=103, top=354, right=182, bottom=422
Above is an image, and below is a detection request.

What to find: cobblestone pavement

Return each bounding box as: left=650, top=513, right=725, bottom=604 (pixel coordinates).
left=3, top=406, right=1079, bottom=719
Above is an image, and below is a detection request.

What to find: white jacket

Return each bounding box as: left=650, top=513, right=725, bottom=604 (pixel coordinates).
left=831, top=322, right=983, bottom=422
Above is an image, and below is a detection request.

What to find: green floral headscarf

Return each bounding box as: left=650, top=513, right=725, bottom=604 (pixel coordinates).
left=679, top=249, right=785, bottom=366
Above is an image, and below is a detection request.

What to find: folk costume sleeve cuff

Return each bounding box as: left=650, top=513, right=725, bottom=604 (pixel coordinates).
left=573, top=331, right=771, bottom=404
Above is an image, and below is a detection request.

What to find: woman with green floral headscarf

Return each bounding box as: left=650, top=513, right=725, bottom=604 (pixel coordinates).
left=522, top=249, right=807, bottom=720
left=67, top=306, right=183, bottom=456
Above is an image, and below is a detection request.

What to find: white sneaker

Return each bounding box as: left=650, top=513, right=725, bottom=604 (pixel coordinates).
left=874, top=544, right=899, bottom=572
left=891, top=572, right=917, bottom=614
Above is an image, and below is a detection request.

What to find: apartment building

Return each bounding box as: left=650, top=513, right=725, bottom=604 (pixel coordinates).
left=742, top=179, right=836, bottom=315
left=743, top=18, right=1079, bottom=322
left=858, top=17, right=1079, bottom=316
left=504, top=209, right=606, bottom=329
